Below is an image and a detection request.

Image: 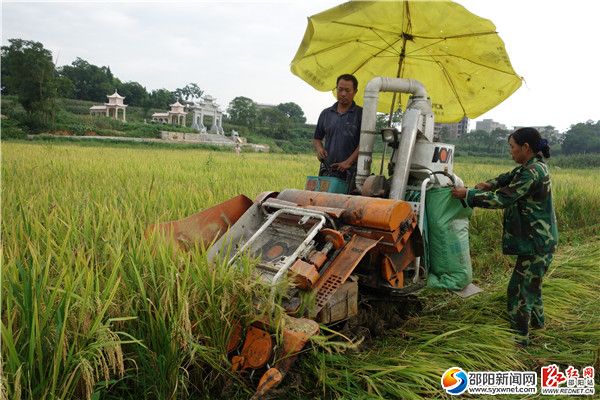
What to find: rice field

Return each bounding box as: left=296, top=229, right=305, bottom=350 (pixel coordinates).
left=2, top=141, right=599, bottom=399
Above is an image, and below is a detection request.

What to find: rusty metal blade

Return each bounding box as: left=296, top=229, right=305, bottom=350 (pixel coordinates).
left=313, top=235, right=380, bottom=314
left=147, top=195, right=253, bottom=249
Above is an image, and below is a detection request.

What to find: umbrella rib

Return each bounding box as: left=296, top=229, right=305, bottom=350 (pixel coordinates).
left=359, top=39, right=401, bottom=56
left=405, top=32, right=499, bottom=58
left=331, top=21, right=497, bottom=42
left=350, top=38, right=404, bottom=76
left=302, top=39, right=365, bottom=58
left=410, top=31, right=498, bottom=40
left=404, top=38, right=448, bottom=57
left=301, top=39, right=397, bottom=58
left=409, top=53, right=519, bottom=76
left=370, top=27, right=402, bottom=56
left=431, top=56, right=467, bottom=118
left=331, top=21, right=405, bottom=37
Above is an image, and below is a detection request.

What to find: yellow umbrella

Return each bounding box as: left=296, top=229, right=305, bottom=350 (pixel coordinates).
left=291, top=0, right=522, bottom=123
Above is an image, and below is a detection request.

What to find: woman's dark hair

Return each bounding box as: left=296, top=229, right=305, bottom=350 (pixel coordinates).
left=509, top=127, right=551, bottom=158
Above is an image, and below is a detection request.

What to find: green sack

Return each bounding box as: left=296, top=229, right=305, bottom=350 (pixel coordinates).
left=425, top=187, right=473, bottom=290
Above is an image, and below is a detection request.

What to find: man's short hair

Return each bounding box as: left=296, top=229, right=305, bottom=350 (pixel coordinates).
left=336, top=74, right=358, bottom=91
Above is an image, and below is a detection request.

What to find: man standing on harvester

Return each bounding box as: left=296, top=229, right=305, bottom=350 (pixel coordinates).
left=313, top=74, right=363, bottom=191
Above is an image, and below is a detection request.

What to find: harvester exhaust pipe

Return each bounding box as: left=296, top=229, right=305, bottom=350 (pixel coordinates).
left=356, top=77, right=431, bottom=197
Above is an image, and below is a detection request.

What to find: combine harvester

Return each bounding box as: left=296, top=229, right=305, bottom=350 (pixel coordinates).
left=149, top=77, right=477, bottom=397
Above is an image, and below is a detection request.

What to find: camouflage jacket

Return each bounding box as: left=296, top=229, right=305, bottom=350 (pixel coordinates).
left=466, top=156, right=558, bottom=255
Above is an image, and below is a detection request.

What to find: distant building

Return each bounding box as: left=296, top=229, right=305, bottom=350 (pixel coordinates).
left=475, top=119, right=507, bottom=133
left=89, top=90, right=128, bottom=121
left=434, top=117, right=469, bottom=139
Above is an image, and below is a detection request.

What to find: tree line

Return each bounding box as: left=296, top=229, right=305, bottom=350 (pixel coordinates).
left=1, top=38, right=308, bottom=139
left=437, top=123, right=600, bottom=156
left=1, top=39, right=206, bottom=115
left=226, top=96, right=307, bottom=139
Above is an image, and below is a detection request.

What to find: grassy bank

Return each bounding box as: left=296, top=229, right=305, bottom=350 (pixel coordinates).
left=1, top=96, right=315, bottom=153
left=2, top=141, right=599, bottom=399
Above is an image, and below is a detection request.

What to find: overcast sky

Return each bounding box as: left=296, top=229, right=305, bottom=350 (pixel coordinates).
left=2, top=0, right=599, bottom=132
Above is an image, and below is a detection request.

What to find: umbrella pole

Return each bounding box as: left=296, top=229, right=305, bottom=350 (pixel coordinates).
left=379, top=143, right=387, bottom=175
left=387, top=93, right=399, bottom=127
left=387, top=40, right=406, bottom=127
left=381, top=45, right=406, bottom=177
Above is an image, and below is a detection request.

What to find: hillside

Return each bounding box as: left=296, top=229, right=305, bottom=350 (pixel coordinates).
left=1, top=95, right=317, bottom=153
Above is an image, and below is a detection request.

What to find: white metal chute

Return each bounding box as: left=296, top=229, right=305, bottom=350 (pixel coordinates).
left=356, top=77, right=434, bottom=191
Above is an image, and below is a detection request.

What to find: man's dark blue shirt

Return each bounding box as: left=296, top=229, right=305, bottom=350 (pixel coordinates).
left=314, top=101, right=362, bottom=178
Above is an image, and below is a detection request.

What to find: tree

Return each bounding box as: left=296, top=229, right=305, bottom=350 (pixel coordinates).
left=375, top=110, right=403, bottom=132
left=538, top=125, right=562, bottom=145
left=173, top=83, right=204, bottom=103
left=116, top=81, right=148, bottom=107
left=276, top=102, right=306, bottom=123
left=227, top=96, right=257, bottom=127
left=148, top=88, right=176, bottom=109
left=55, top=75, right=75, bottom=98
left=256, top=107, right=290, bottom=139
left=456, top=129, right=506, bottom=156
left=438, top=126, right=452, bottom=142
left=1, top=38, right=57, bottom=114
left=561, top=121, right=600, bottom=154
left=58, top=57, right=115, bottom=101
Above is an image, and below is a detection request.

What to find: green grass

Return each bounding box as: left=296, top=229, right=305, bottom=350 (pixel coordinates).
left=1, top=141, right=599, bottom=399
left=296, top=240, right=600, bottom=399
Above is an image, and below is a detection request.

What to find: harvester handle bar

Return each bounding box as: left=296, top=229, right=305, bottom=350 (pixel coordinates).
left=432, top=171, right=467, bottom=208
left=413, top=172, right=434, bottom=284
left=261, top=200, right=338, bottom=230
left=227, top=207, right=327, bottom=292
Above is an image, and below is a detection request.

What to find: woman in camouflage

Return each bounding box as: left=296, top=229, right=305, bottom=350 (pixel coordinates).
left=451, top=127, right=558, bottom=346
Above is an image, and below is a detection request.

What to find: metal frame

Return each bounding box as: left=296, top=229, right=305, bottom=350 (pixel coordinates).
left=406, top=168, right=435, bottom=283
left=227, top=207, right=327, bottom=287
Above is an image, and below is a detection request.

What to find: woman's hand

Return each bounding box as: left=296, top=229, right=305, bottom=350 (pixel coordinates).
left=474, top=182, right=492, bottom=190
left=451, top=187, right=467, bottom=199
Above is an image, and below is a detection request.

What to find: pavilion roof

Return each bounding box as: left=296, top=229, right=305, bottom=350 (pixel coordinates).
left=108, top=90, right=125, bottom=99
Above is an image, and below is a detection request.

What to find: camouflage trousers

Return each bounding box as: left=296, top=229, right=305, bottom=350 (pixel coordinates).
left=507, top=254, right=553, bottom=342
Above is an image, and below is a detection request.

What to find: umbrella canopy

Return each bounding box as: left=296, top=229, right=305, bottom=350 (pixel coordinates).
left=291, top=0, right=522, bottom=123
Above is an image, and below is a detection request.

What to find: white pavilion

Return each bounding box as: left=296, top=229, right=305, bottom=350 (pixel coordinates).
left=89, top=91, right=128, bottom=121
left=151, top=101, right=187, bottom=126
